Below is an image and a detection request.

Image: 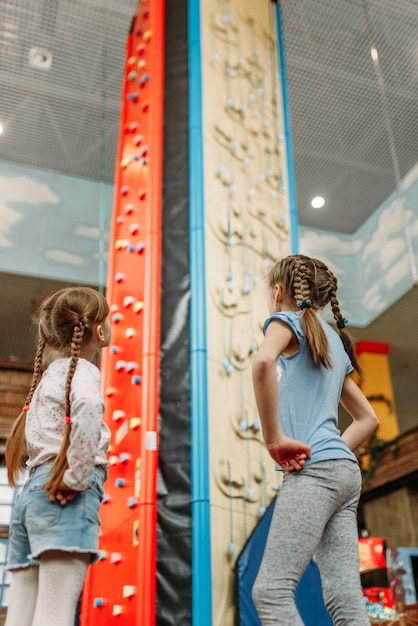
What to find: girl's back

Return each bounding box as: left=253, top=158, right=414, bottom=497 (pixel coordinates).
left=264, top=311, right=358, bottom=466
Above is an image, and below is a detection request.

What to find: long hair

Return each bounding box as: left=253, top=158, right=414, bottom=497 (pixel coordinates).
left=38, top=289, right=66, bottom=371
left=267, top=254, right=362, bottom=375
left=5, top=287, right=109, bottom=488
left=5, top=337, right=46, bottom=485
left=5, top=290, right=62, bottom=486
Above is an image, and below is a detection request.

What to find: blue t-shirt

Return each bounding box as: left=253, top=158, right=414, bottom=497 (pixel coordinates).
left=263, top=311, right=357, bottom=466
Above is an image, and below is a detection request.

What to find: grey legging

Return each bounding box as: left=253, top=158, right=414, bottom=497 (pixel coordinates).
left=252, top=459, right=369, bottom=625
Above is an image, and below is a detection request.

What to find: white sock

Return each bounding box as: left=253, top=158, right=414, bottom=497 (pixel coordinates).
left=32, top=551, right=90, bottom=626
left=5, top=566, right=38, bottom=626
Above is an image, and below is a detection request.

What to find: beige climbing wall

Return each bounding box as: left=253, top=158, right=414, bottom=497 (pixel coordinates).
left=200, top=1, right=293, bottom=623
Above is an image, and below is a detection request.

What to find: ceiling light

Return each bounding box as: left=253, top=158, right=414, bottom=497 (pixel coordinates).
left=311, top=196, right=325, bottom=208
left=1, top=31, right=18, bottom=40
left=371, top=47, right=378, bottom=63
left=28, top=47, right=53, bottom=70
left=0, top=124, right=3, bottom=135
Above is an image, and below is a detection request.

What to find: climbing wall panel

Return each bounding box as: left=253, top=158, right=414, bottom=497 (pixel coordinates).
left=199, top=0, right=293, bottom=623
left=80, top=1, right=165, bottom=624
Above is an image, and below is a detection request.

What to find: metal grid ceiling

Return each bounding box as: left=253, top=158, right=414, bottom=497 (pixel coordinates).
left=0, top=0, right=416, bottom=232
left=281, top=0, right=418, bottom=233
left=0, top=0, right=138, bottom=182
left=0, top=0, right=417, bottom=431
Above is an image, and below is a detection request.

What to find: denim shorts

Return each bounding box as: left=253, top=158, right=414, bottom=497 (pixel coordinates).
left=7, top=463, right=106, bottom=570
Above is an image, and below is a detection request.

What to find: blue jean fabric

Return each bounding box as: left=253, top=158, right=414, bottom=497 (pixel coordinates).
left=7, top=463, right=105, bottom=570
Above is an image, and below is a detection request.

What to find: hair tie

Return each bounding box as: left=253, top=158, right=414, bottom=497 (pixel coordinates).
left=336, top=317, right=348, bottom=329
left=65, top=416, right=72, bottom=425
left=22, top=405, right=30, bottom=412
left=296, top=299, right=312, bottom=309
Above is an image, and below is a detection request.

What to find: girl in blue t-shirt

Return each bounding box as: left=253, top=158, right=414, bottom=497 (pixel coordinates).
left=252, top=254, right=379, bottom=625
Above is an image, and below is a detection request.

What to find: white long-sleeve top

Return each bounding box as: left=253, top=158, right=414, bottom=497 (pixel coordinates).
left=25, top=357, right=110, bottom=491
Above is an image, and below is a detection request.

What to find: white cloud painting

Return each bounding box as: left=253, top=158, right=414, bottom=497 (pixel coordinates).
left=0, top=155, right=417, bottom=319
left=300, top=163, right=418, bottom=327
left=0, top=162, right=113, bottom=285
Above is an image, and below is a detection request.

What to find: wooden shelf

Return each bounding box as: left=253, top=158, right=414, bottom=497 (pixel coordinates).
left=362, top=426, right=418, bottom=496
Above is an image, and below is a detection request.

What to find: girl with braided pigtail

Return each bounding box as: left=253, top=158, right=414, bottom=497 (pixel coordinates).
left=42, top=320, right=86, bottom=499
left=5, top=287, right=111, bottom=626
left=252, top=254, right=379, bottom=625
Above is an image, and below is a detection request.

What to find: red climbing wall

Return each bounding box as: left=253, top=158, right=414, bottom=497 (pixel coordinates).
left=80, top=1, right=165, bottom=624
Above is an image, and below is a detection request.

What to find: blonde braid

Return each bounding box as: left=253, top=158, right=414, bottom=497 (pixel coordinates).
left=5, top=340, right=46, bottom=485
left=327, top=270, right=345, bottom=327
left=44, top=322, right=85, bottom=495
left=328, top=272, right=363, bottom=377
left=293, top=258, right=312, bottom=308
left=294, top=257, right=331, bottom=369
left=27, top=339, right=46, bottom=402
left=65, top=322, right=85, bottom=415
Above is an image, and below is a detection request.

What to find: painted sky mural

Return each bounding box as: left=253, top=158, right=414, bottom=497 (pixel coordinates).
left=300, top=161, right=418, bottom=326
left=0, top=160, right=113, bottom=286
left=0, top=158, right=417, bottom=325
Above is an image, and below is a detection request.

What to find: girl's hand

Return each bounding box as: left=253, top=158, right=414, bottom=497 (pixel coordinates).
left=266, top=435, right=311, bottom=472
left=47, top=482, right=79, bottom=506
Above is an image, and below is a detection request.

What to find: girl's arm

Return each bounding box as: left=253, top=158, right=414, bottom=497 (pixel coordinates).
left=340, top=374, right=379, bottom=451
left=252, top=321, right=311, bottom=471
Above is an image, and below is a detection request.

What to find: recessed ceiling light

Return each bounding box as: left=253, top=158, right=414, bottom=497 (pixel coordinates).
left=28, top=47, right=53, bottom=70
left=311, top=196, right=325, bottom=208
left=0, top=124, right=3, bottom=135
left=370, top=47, right=378, bottom=63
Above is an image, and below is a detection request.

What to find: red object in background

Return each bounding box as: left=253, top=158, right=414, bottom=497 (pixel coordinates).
left=359, top=537, right=387, bottom=572
left=362, top=587, right=394, bottom=609
left=359, top=537, right=394, bottom=609
left=356, top=341, right=389, bottom=356
left=80, top=1, right=165, bottom=625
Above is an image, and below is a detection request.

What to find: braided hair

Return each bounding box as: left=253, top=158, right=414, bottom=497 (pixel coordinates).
left=43, top=319, right=87, bottom=494
left=325, top=266, right=362, bottom=375
left=267, top=254, right=362, bottom=375
left=44, top=287, right=109, bottom=494
left=38, top=289, right=66, bottom=371
left=5, top=287, right=109, bottom=488
left=5, top=290, right=62, bottom=486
